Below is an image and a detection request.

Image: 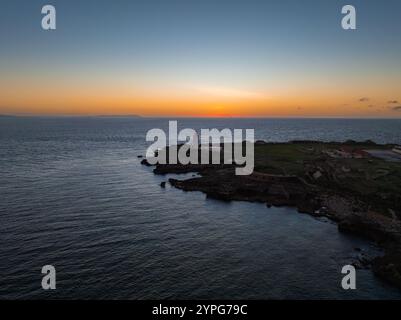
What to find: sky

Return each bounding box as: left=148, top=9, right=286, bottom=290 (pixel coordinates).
left=0, top=0, right=401, bottom=117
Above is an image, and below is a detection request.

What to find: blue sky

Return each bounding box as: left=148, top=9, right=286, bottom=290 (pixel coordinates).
left=1, top=0, right=400, bottom=117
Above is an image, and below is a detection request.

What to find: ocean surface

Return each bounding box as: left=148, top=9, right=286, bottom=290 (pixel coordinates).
left=1, top=117, right=401, bottom=299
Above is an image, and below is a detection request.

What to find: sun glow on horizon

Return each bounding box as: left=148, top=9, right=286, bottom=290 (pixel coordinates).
left=1, top=0, right=401, bottom=118
left=1, top=78, right=400, bottom=118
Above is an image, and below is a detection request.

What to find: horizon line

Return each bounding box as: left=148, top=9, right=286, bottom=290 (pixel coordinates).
left=2, top=114, right=401, bottom=120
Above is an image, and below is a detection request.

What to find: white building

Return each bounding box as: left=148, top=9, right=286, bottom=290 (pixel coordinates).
left=393, top=146, right=401, bottom=155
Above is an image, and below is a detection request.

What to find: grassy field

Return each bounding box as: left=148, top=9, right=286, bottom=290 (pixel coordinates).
left=253, top=142, right=401, bottom=216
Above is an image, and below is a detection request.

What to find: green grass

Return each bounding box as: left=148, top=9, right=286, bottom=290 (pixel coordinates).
left=253, top=142, right=401, bottom=212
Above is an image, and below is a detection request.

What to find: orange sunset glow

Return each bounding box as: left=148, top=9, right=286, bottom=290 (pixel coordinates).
left=1, top=0, right=400, bottom=118
left=1, top=77, right=400, bottom=117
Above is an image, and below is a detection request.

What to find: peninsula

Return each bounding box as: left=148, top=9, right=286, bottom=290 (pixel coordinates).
left=141, top=140, right=401, bottom=288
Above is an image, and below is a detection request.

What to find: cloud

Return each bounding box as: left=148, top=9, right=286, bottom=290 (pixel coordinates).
left=359, top=97, right=370, bottom=102
left=388, top=100, right=399, bottom=104
left=391, top=106, right=401, bottom=111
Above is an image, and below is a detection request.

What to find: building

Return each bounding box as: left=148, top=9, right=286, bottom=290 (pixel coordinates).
left=393, top=146, right=401, bottom=155
left=324, top=147, right=369, bottom=159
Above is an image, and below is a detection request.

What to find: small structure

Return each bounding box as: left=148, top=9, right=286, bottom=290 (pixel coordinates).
left=339, top=146, right=369, bottom=159
left=324, top=147, right=369, bottom=159
left=393, top=146, right=401, bottom=155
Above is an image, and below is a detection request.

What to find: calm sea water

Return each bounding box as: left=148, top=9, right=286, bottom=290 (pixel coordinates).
left=1, top=117, right=401, bottom=299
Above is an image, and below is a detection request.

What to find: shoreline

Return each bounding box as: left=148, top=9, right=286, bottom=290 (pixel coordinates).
left=141, top=140, right=401, bottom=289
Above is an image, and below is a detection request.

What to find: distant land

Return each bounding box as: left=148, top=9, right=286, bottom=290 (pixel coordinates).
left=0, top=114, right=142, bottom=118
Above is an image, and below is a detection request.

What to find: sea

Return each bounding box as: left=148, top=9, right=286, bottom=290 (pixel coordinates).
left=1, top=117, right=401, bottom=299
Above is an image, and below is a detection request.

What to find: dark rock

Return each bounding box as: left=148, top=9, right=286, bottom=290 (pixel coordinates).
left=140, top=159, right=151, bottom=166
left=338, top=213, right=396, bottom=244
left=160, top=181, right=166, bottom=188
left=154, top=163, right=234, bottom=175
left=372, top=252, right=401, bottom=289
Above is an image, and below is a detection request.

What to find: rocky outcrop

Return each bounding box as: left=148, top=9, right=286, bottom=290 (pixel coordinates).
left=338, top=212, right=401, bottom=244
left=140, top=141, right=401, bottom=289
left=169, top=169, right=320, bottom=210
left=140, top=159, right=152, bottom=166
left=154, top=163, right=234, bottom=175
left=372, top=252, right=401, bottom=288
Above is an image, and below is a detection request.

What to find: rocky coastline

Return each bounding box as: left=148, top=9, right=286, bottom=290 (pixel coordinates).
left=141, top=140, right=401, bottom=289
